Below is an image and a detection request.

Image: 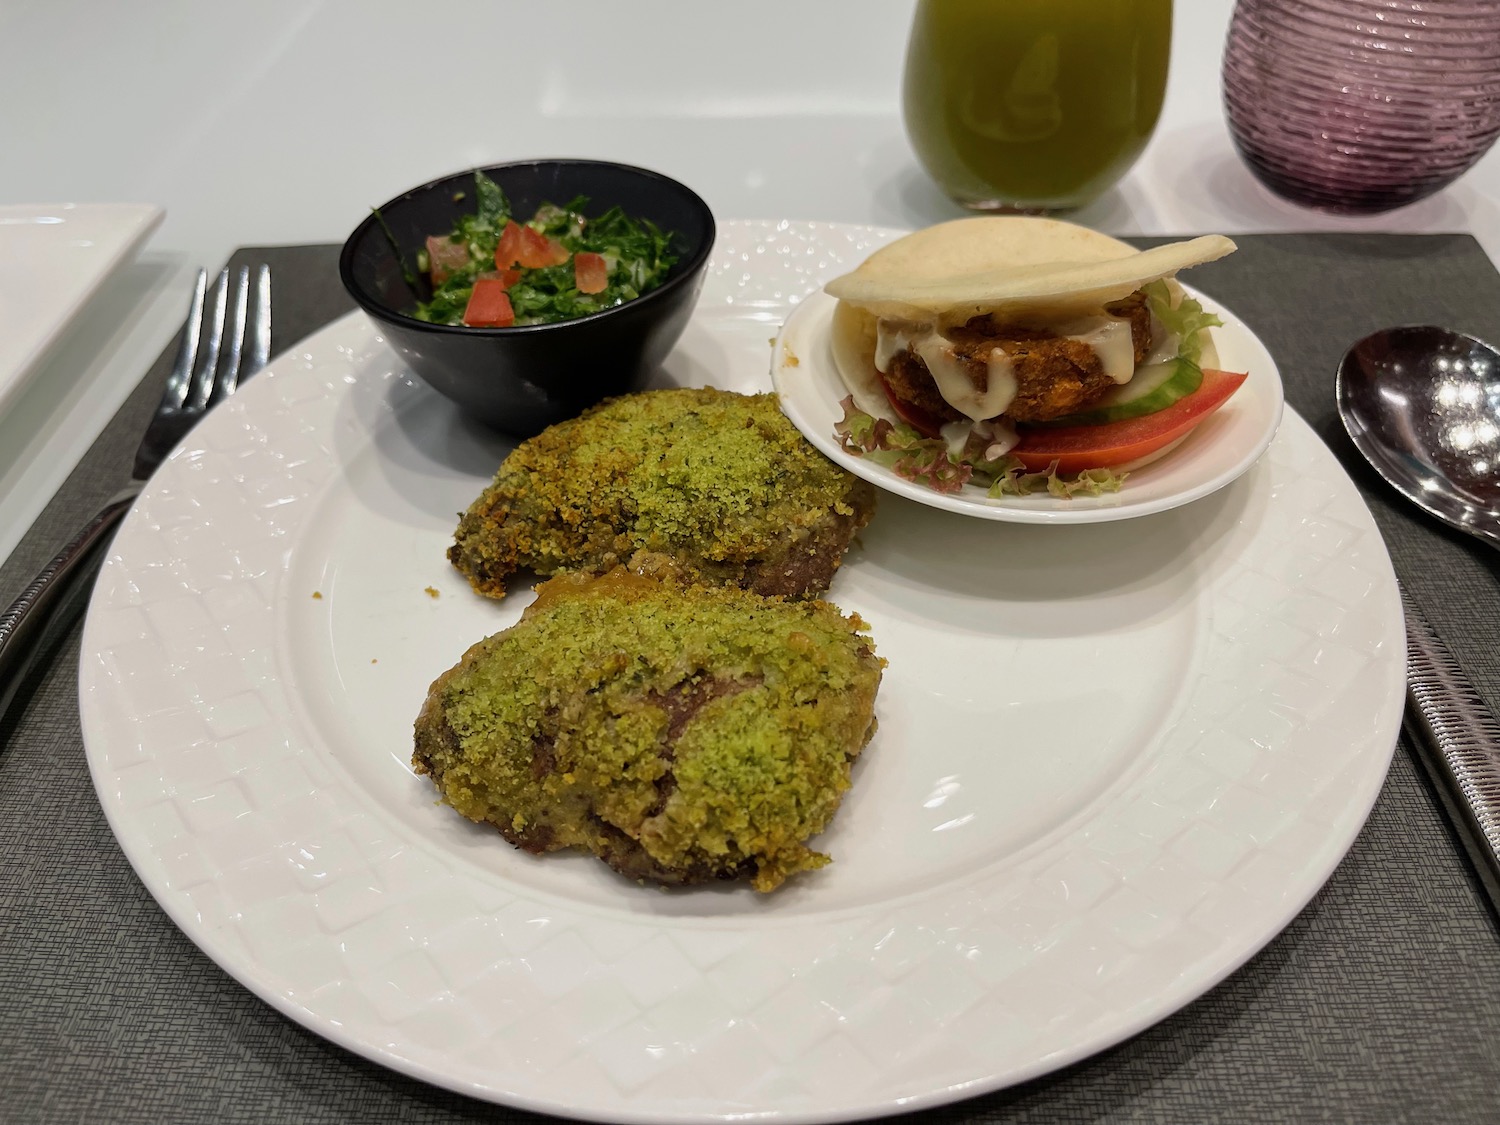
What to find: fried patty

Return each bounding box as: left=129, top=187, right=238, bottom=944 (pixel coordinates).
left=412, top=570, right=883, bottom=892
left=449, top=388, right=875, bottom=600
left=882, top=290, right=1153, bottom=425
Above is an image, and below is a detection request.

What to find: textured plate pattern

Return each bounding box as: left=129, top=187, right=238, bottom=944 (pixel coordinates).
left=79, top=221, right=1405, bottom=1123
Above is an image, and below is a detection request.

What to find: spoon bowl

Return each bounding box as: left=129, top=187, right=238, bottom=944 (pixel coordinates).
left=1336, top=326, right=1500, bottom=549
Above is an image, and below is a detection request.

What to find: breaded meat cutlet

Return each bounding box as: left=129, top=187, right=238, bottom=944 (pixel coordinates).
left=882, top=289, right=1155, bottom=425
left=449, top=388, right=875, bottom=600
left=412, top=570, right=883, bottom=892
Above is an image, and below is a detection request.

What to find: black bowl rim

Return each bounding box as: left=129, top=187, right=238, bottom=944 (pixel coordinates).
left=338, top=158, right=717, bottom=337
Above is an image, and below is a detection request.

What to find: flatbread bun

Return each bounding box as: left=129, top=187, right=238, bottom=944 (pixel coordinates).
left=826, top=218, right=1227, bottom=419
left=829, top=300, right=891, bottom=418
left=824, top=217, right=1235, bottom=323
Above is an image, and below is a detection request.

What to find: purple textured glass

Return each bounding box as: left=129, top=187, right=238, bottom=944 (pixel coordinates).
left=1223, top=0, right=1500, bottom=214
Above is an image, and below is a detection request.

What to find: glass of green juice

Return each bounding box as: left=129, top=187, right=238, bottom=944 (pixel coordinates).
left=902, top=0, right=1172, bottom=213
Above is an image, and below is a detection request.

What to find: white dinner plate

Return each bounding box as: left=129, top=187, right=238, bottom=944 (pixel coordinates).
left=774, top=263, right=1283, bottom=524
left=0, top=202, right=163, bottom=416
left=80, top=220, right=1404, bottom=1124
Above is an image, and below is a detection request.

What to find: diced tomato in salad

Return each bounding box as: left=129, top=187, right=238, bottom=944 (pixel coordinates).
left=462, top=278, right=515, bottom=327
left=492, top=221, right=566, bottom=269
left=493, top=221, right=524, bottom=271
left=426, top=235, right=470, bottom=286
left=517, top=225, right=570, bottom=269
left=493, top=220, right=573, bottom=271
left=574, top=252, right=609, bottom=295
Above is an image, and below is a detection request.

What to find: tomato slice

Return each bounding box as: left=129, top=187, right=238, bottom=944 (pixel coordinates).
left=877, top=375, right=949, bottom=438
left=516, top=226, right=570, bottom=268
left=1009, top=368, right=1247, bottom=474
left=462, top=278, right=515, bottom=327
left=494, top=221, right=524, bottom=270
left=574, top=251, right=608, bottom=294
left=426, top=235, right=469, bottom=285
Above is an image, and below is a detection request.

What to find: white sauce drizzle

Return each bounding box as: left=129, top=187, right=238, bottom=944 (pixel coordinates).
left=941, top=418, right=1019, bottom=460
left=874, top=321, right=918, bottom=372
left=916, top=337, right=1016, bottom=421
left=874, top=310, right=1141, bottom=419
left=939, top=420, right=972, bottom=457
left=984, top=350, right=1018, bottom=420
left=875, top=319, right=1018, bottom=421
left=1053, top=316, right=1136, bottom=383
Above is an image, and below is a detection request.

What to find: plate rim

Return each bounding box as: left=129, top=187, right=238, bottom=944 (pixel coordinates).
left=78, top=219, right=1404, bottom=1123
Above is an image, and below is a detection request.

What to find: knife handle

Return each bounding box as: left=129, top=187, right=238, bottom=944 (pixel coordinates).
left=1402, top=598, right=1500, bottom=920
left=0, top=493, right=135, bottom=722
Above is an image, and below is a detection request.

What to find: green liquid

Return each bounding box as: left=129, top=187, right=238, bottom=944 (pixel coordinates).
left=903, top=0, right=1172, bottom=212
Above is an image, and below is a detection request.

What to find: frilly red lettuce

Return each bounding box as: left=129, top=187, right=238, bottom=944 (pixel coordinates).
left=835, top=398, right=1126, bottom=499
left=834, top=397, right=971, bottom=493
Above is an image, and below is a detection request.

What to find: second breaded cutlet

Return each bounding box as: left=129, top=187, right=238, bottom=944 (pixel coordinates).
left=413, top=568, right=883, bottom=892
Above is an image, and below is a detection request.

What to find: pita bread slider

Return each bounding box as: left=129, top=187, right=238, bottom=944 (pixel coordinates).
left=824, top=217, right=1245, bottom=496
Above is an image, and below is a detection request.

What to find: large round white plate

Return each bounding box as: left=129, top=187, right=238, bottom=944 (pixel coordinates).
left=80, top=220, right=1404, bottom=1124
left=773, top=247, right=1284, bottom=524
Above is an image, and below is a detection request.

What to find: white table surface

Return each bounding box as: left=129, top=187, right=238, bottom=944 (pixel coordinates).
left=1, top=0, right=1497, bottom=569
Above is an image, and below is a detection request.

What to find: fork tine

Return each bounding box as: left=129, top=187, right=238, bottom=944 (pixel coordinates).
left=214, top=266, right=250, bottom=403
left=246, top=264, right=271, bottom=379
left=186, top=268, right=230, bottom=413
left=160, top=268, right=208, bottom=412
left=211, top=264, right=270, bottom=404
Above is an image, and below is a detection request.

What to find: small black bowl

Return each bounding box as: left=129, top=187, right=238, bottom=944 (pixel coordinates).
left=340, top=159, right=715, bottom=436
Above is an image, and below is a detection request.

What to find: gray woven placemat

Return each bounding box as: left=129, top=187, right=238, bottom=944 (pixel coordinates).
left=1, top=236, right=1498, bottom=1124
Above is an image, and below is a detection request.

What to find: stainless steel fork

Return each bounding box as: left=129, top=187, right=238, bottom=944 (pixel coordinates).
left=0, top=265, right=271, bottom=720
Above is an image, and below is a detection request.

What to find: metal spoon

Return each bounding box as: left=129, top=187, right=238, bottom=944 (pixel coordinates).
left=1337, top=326, right=1500, bottom=549
left=1336, top=325, right=1500, bottom=920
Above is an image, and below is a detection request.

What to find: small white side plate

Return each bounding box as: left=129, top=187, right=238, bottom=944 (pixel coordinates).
left=0, top=202, right=164, bottom=415
left=774, top=281, right=1285, bottom=524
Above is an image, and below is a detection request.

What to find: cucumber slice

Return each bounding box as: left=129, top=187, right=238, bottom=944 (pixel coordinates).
left=1039, top=359, right=1203, bottom=427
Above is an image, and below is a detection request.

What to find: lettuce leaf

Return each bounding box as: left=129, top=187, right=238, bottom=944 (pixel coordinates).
left=986, top=459, right=1126, bottom=498
left=835, top=398, right=1127, bottom=499
left=1143, top=279, right=1222, bottom=366
left=834, top=398, right=972, bottom=493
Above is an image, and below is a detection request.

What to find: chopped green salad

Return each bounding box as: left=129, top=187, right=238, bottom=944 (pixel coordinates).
left=410, top=172, right=678, bottom=327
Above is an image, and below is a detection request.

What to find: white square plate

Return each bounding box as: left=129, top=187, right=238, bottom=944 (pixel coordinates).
left=0, top=202, right=163, bottom=415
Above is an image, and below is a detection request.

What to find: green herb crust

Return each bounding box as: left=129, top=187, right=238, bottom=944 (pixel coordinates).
left=412, top=571, right=883, bottom=892
left=415, top=172, right=678, bottom=325
left=450, top=388, right=877, bottom=599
